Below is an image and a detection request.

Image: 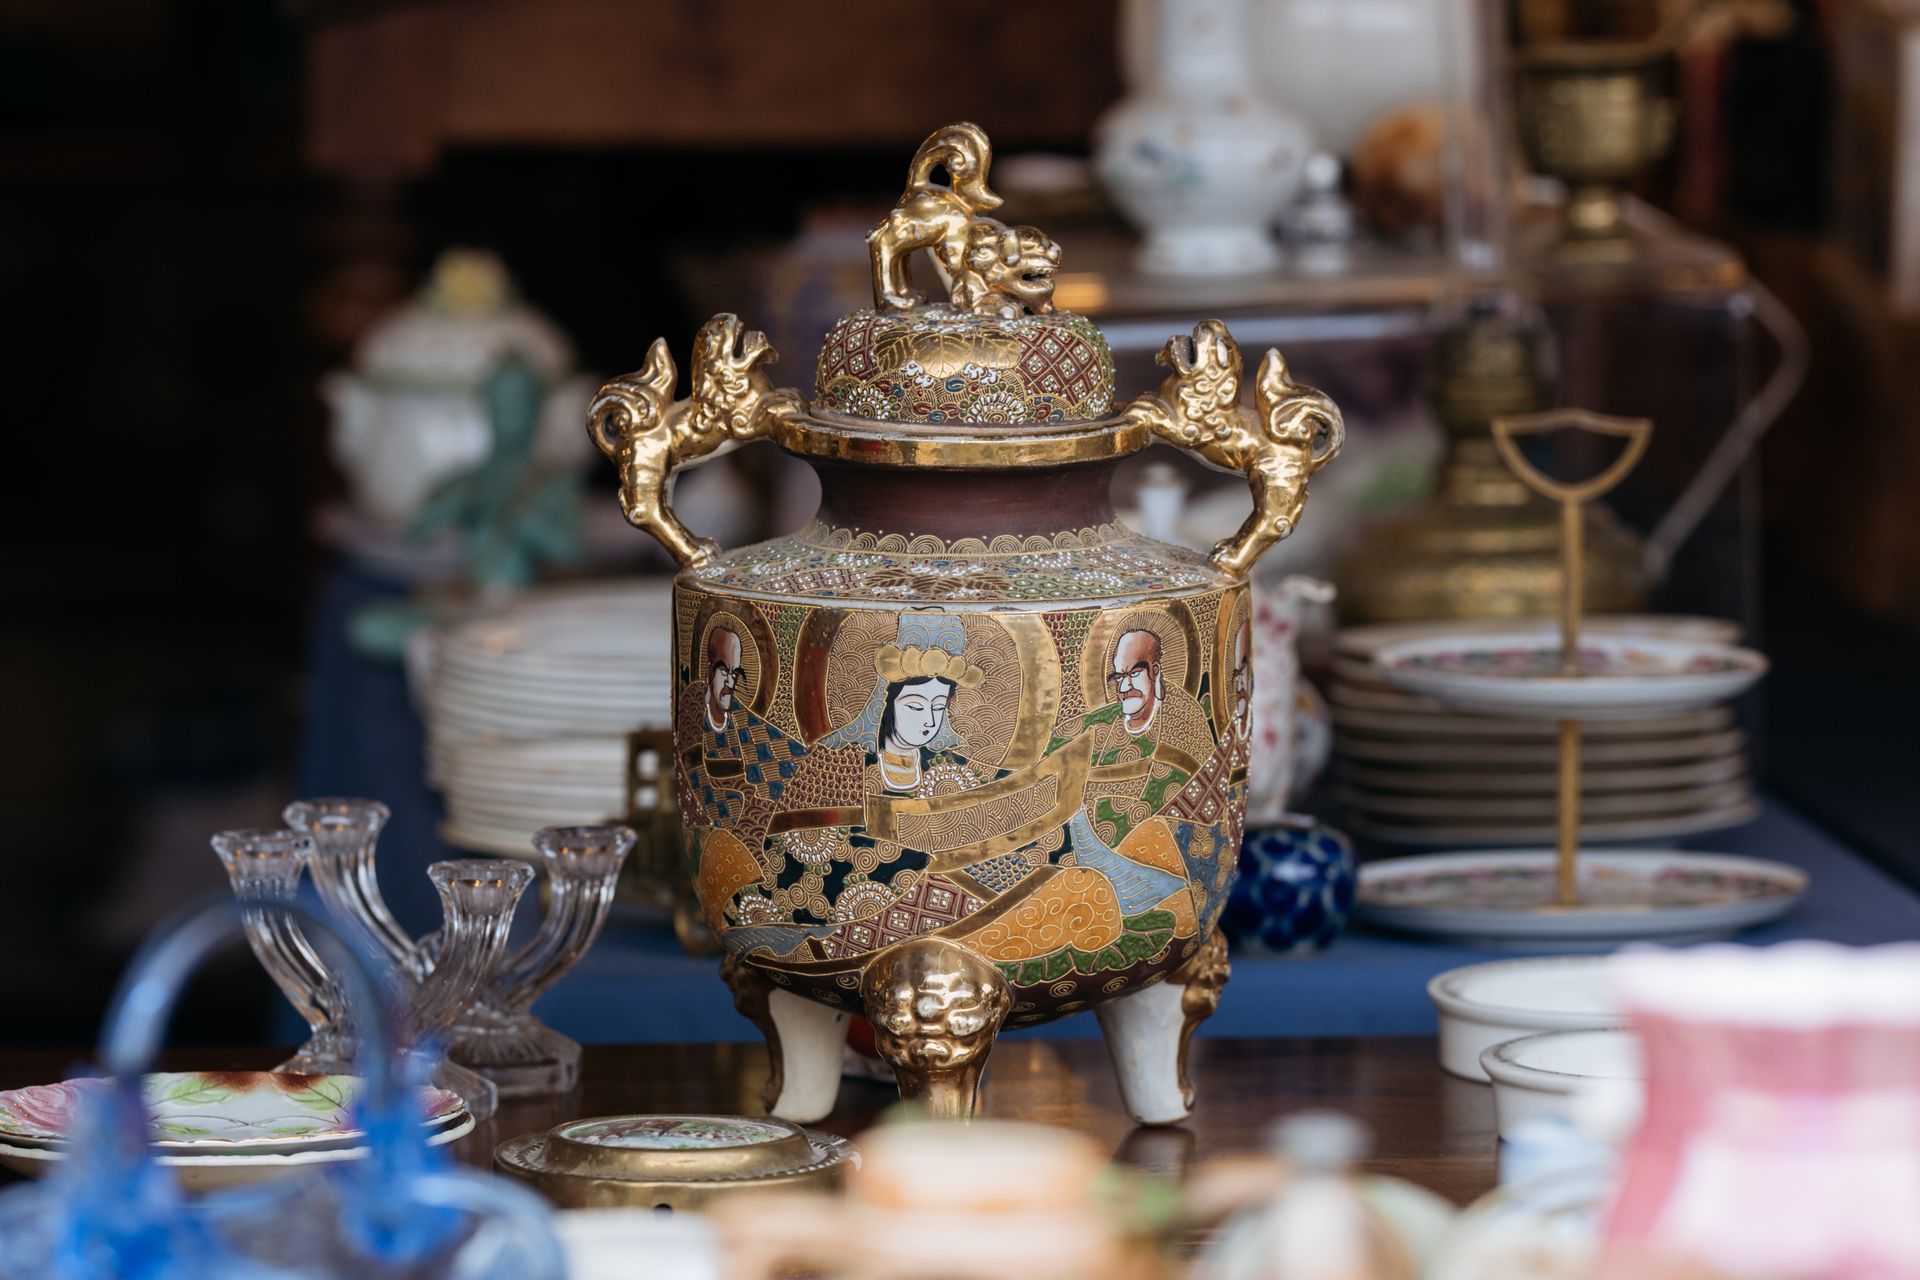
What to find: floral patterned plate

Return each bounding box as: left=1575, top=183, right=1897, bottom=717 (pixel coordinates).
left=1357, top=849, right=1806, bottom=946
left=0, top=1112, right=477, bottom=1192
left=1334, top=614, right=1745, bottom=660
left=0, top=1072, right=466, bottom=1150
left=1373, top=632, right=1767, bottom=721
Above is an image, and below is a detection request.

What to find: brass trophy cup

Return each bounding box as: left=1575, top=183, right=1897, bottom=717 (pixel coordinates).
left=1514, top=34, right=1678, bottom=255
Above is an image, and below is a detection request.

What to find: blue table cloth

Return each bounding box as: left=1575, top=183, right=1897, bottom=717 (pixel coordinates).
left=298, top=565, right=1920, bottom=1044
left=525, top=799, right=1920, bottom=1042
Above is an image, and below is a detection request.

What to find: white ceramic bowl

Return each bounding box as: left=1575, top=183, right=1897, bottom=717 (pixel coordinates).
left=1480, top=1028, right=1643, bottom=1142
left=1428, top=956, right=1622, bottom=1081
left=554, top=1210, right=721, bottom=1280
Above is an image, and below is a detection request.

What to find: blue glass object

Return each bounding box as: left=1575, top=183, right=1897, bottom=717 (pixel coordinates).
left=1221, top=817, right=1356, bottom=955
left=0, top=897, right=564, bottom=1279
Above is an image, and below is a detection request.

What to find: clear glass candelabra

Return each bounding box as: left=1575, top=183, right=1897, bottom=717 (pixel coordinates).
left=214, top=799, right=535, bottom=1122
left=449, top=824, right=634, bottom=1096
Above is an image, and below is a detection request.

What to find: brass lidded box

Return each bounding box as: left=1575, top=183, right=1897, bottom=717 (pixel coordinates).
left=494, top=1114, right=852, bottom=1210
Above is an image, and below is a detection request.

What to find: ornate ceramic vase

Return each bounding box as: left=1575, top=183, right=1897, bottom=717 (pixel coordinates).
left=1097, top=0, right=1314, bottom=275
left=589, top=123, right=1342, bottom=1126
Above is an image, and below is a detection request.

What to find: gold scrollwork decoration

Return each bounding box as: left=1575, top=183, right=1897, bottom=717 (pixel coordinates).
left=1122, top=320, right=1345, bottom=578
left=863, top=735, right=1093, bottom=870
left=1172, top=928, right=1231, bottom=1112
left=589, top=313, right=802, bottom=569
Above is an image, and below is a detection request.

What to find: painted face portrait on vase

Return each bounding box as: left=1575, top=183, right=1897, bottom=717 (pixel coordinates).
left=706, top=625, right=745, bottom=732
left=677, top=610, right=806, bottom=856
left=878, top=676, right=956, bottom=786
left=1108, top=627, right=1164, bottom=738
left=819, top=611, right=987, bottom=795
left=1048, top=609, right=1219, bottom=848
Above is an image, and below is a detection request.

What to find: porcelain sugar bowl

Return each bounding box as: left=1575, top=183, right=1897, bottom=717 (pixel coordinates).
left=590, top=123, right=1342, bottom=1126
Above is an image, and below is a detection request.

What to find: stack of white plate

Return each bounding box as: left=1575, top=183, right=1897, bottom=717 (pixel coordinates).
left=420, top=581, right=675, bottom=857
left=1331, top=616, right=1758, bottom=846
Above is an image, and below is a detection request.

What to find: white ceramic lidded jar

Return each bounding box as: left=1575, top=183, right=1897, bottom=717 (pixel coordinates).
left=323, top=250, right=595, bottom=531
left=1097, top=0, right=1315, bottom=275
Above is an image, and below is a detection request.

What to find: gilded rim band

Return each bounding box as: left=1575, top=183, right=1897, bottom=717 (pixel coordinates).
left=775, top=409, right=1149, bottom=468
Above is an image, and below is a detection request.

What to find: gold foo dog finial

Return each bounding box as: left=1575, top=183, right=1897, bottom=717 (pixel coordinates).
left=588, top=313, right=801, bottom=569
left=1123, top=320, right=1345, bottom=577
left=867, top=122, right=1062, bottom=319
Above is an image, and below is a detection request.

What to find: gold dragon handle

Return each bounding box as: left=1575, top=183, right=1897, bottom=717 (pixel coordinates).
left=1122, top=320, right=1345, bottom=578
left=588, top=313, right=802, bottom=570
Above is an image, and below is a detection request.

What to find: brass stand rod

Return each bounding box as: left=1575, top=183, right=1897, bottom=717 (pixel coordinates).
left=1560, top=496, right=1583, bottom=675
left=1557, top=718, right=1580, bottom=906
left=1556, top=497, right=1583, bottom=906
left=1490, top=409, right=1652, bottom=916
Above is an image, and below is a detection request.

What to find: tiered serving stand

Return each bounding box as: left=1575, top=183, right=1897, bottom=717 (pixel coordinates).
left=1358, top=410, right=1804, bottom=946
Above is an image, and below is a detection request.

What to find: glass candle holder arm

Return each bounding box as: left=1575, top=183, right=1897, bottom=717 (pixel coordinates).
left=406, top=860, right=533, bottom=1040
left=213, top=829, right=347, bottom=1033
left=487, top=826, right=633, bottom=1015
left=283, top=798, right=419, bottom=974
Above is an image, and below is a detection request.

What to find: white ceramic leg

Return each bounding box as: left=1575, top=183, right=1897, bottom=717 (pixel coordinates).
left=1097, top=929, right=1231, bottom=1127
left=1097, top=980, right=1191, bottom=1126
left=765, top=989, right=849, bottom=1124
left=721, top=952, right=851, bottom=1124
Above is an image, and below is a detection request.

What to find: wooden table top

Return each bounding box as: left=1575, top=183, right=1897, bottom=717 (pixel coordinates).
left=0, top=1038, right=1498, bottom=1206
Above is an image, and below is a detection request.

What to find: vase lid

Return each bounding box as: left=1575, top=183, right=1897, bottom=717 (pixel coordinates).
left=811, top=122, right=1117, bottom=427
left=588, top=121, right=1346, bottom=577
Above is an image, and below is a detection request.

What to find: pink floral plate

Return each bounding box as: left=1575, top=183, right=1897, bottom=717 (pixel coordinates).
left=0, top=1072, right=466, bottom=1151
left=1357, top=849, right=1807, bottom=945
left=1373, top=632, right=1767, bottom=721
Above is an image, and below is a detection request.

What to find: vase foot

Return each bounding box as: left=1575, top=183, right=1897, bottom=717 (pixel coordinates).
left=723, top=953, right=849, bottom=1122
left=860, top=937, right=1010, bottom=1121
left=1095, top=928, right=1231, bottom=1126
